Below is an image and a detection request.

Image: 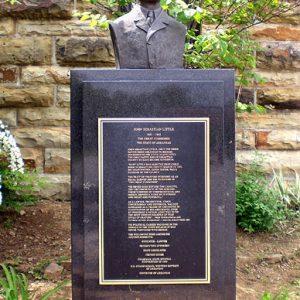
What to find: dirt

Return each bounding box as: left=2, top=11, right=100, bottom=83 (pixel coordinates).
left=0, top=201, right=71, bottom=280
left=0, top=200, right=299, bottom=299
left=237, top=223, right=300, bottom=299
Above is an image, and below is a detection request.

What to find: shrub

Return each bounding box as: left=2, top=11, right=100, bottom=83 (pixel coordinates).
left=0, top=167, right=46, bottom=212
left=261, top=289, right=291, bottom=300
left=0, top=120, right=46, bottom=211
left=271, top=169, right=300, bottom=214
left=236, top=158, right=289, bottom=233
left=0, top=264, right=68, bottom=300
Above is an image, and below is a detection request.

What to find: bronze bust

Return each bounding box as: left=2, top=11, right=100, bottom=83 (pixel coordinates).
left=109, top=0, right=186, bottom=69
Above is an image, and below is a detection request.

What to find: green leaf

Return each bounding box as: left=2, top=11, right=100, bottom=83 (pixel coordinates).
left=77, top=0, right=291, bottom=101
left=193, top=11, right=203, bottom=23
left=39, top=280, right=70, bottom=300
left=80, top=14, right=91, bottom=21
left=90, top=18, right=98, bottom=27
left=18, top=273, right=29, bottom=300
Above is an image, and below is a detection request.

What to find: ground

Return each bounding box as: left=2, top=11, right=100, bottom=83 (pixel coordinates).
left=0, top=200, right=299, bottom=299
left=237, top=224, right=300, bottom=299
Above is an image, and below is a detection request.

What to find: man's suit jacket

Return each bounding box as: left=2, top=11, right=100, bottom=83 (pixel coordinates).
left=109, top=5, right=186, bottom=69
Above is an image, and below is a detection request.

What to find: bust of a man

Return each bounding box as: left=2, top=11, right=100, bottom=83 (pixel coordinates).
left=109, top=0, right=186, bottom=69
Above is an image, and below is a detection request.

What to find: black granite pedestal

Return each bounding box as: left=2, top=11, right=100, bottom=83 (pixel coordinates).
left=71, top=69, right=235, bottom=299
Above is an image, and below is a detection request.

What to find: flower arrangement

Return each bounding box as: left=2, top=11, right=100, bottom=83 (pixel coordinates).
left=0, top=120, right=46, bottom=210
left=0, top=120, right=24, bottom=173
left=0, top=120, right=25, bottom=205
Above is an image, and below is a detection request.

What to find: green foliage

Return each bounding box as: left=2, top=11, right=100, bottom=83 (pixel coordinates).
left=0, top=264, right=68, bottom=300
left=3, top=0, right=19, bottom=4
left=75, top=0, right=299, bottom=107
left=271, top=169, right=300, bottom=213
left=28, top=260, right=50, bottom=281
left=0, top=158, right=47, bottom=212
left=236, top=101, right=267, bottom=114
left=3, top=218, right=14, bottom=229
left=74, top=11, right=109, bottom=29
left=75, top=0, right=300, bottom=113
left=236, top=158, right=291, bottom=233
left=0, top=264, right=29, bottom=300
left=261, top=289, right=291, bottom=300
left=56, top=256, right=70, bottom=266
left=39, top=281, right=69, bottom=300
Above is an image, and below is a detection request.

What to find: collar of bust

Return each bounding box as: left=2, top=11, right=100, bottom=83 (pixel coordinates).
left=133, top=3, right=162, bottom=20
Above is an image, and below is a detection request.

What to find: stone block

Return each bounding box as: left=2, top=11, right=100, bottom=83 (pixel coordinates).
left=237, top=112, right=300, bottom=150
left=0, top=18, right=14, bottom=35
left=263, top=254, right=283, bottom=264
left=258, top=87, right=300, bottom=108
left=257, top=42, right=300, bottom=71
left=255, top=129, right=300, bottom=150
left=17, top=19, right=107, bottom=36
left=237, top=111, right=300, bottom=130
left=255, top=130, right=271, bottom=149
left=251, top=24, right=300, bottom=41
left=237, top=150, right=300, bottom=176
left=236, top=129, right=255, bottom=150
left=0, top=108, right=17, bottom=127
left=12, top=127, right=70, bottom=148
left=45, top=148, right=70, bottom=174
left=39, top=174, right=70, bottom=201
left=44, top=262, right=63, bottom=281
left=270, top=6, right=300, bottom=25
left=256, top=71, right=299, bottom=87
left=0, top=66, right=18, bottom=83
left=20, top=147, right=44, bottom=171
left=18, top=107, right=70, bottom=126
left=0, top=37, right=52, bottom=65
left=76, top=0, right=96, bottom=11
left=57, top=86, right=70, bottom=107
left=22, top=66, right=70, bottom=85
left=0, top=86, right=53, bottom=108
left=56, top=37, right=115, bottom=66
left=0, top=0, right=72, bottom=19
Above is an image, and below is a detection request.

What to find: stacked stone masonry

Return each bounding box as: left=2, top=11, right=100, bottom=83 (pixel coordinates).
left=0, top=0, right=299, bottom=200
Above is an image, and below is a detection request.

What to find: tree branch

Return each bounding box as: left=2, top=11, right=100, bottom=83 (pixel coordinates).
left=215, top=1, right=251, bottom=30
left=227, top=0, right=300, bottom=34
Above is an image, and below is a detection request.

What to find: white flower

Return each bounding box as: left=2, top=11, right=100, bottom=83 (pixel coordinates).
left=0, top=120, right=24, bottom=174
left=0, top=120, right=26, bottom=205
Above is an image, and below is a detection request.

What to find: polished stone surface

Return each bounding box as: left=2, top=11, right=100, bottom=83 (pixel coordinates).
left=71, top=69, right=235, bottom=299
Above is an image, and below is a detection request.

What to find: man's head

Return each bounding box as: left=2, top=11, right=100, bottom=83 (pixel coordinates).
left=140, top=0, right=160, bottom=3
left=139, top=0, right=160, bottom=9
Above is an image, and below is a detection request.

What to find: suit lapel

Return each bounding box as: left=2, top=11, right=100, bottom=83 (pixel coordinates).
left=132, top=5, right=149, bottom=33
left=132, top=5, right=170, bottom=39
left=146, top=10, right=169, bottom=42
left=134, top=19, right=149, bottom=33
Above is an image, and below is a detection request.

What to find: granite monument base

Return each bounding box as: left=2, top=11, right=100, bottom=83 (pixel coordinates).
left=71, top=69, right=235, bottom=299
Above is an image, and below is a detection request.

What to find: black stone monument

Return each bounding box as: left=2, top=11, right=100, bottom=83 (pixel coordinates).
left=71, top=69, right=235, bottom=299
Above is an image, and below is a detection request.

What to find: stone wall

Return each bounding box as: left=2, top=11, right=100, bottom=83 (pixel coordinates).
left=0, top=1, right=299, bottom=200
left=238, top=6, right=300, bottom=179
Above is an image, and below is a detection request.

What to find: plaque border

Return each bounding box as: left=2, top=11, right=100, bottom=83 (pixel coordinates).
left=98, top=118, right=210, bottom=285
